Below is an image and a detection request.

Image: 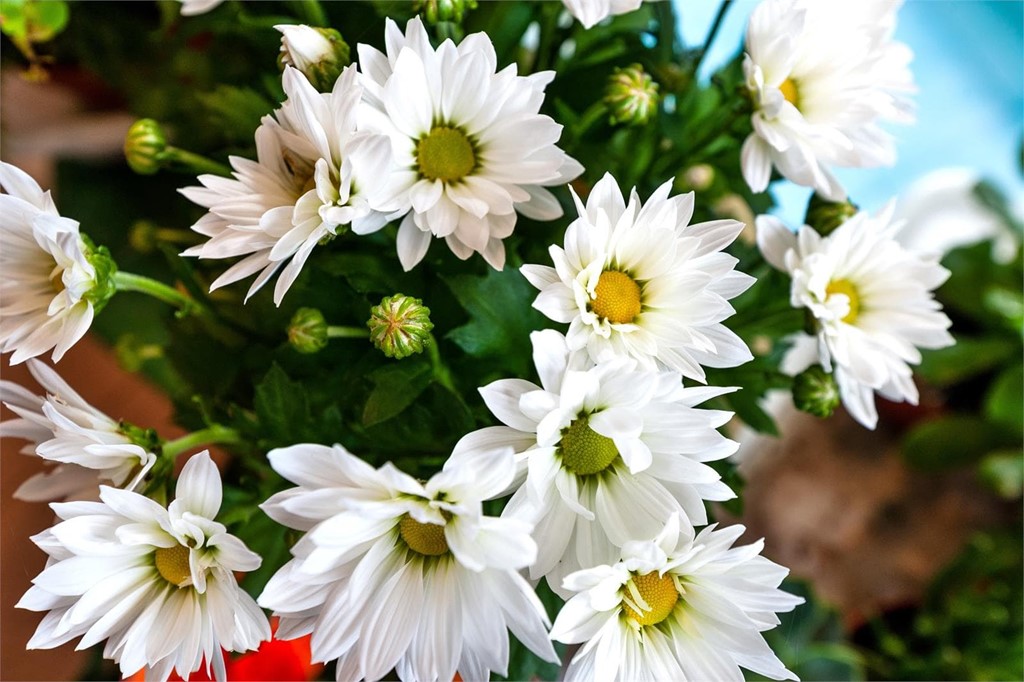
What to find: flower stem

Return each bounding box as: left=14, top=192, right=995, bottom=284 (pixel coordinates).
left=693, top=0, right=733, bottom=76
left=160, top=146, right=232, bottom=177
left=113, top=271, right=205, bottom=316
left=162, top=425, right=242, bottom=460
left=427, top=333, right=457, bottom=394
left=297, top=0, right=328, bottom=26
left=327, top=325, right=369, bottom=339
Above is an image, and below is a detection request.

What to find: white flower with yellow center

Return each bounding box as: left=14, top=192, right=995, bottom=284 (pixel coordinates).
left=562, top=0, right=643, bottom=29
left=0, top=359, right=157, bottom=502
left=551, top=514, right=803, bottom=682
left=356, top=17, right=583, bottom=271
left=1, top=162, right=103, bottom=364
left=258, top=443, right=558, bottom=682
left=741, top=0, right=915, bottom=200
left=757, top=205, right=954, bottom=429
left=460, top=330, right=737, bottom=596
left=17, top=452, right=270, bottom=682
left=182, top=66, right=394, bottom=305
left=522, top=173, right=753, bottom=383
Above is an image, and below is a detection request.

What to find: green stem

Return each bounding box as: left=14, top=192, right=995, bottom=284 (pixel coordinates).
left=113, top=271, right=206, bottom=316
left=297, top=0, right=328, bottom=26
left=693, top=0, right=733, bottom=76
left=572, top=101, right=608, bottom=142
left=327, top=325, right=369, bottom=339
left=534, top=2, right=562, bottom=73
left=427, top=333, right=457, bottom=394
left=160, top=146, right=232, bottom=177
left=162, top=425, right=242, bottom=460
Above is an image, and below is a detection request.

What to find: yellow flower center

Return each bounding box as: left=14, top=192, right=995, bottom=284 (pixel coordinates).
left=399, top=514, right=449, bottom=557
left=416, top=126, right=476, bottom=183
left=826, top=278, right=860, bottom=324
left=591, top=270, right=642, bottom=324
left=559, top=417, right=619, bottom=476
left=154, top=544, right=192, bottom=588
left=622, top=571, right=679, bottom=626
left=779, top=77, right=800, bottom=109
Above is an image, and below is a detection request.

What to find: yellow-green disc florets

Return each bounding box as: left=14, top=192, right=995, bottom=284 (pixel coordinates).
left=399, top=514, right=449, bottom=557
left=622, top=571, right=679, bottom=626
left=416, top=126, right=476, bottom=183
left=591, top=270, right=643, bottom=324
left=155, top=544, right=192, bottom=588
left=559, top=416, right=619, bottom=476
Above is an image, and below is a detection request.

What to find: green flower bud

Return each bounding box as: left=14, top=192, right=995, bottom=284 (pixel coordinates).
left=129, top=221, right=159, bottom=254
left=604, top=64, right=659, bottom=127
left=415, top=0, right=477, bottom=24
left=81, top=234, right=118, bottom=314
left=678, top=164, right=715, bottom=192
left=804, top=193, right=858, bottom=236
left=276, top=24, right=351, bottom=92
left=124, top=119, right=168, bottom=175
left=114, top=334, right=164, bottom=373
left=792, top=365, right=841, bottom=418
left=368, top=294, right=434, bottom=360
left=288, top=307, right=329, bottom=354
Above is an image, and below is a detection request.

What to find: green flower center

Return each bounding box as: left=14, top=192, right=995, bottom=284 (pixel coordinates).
left=779, top=77, right=800, bottom=109
left=622, top=571, right=679, bottom=626
left=154, top=544, right=192, bottom=587
left=825, top=278, right=860, bottom=324
left=399, top=514, right=449, bottom=556
left=559, top=417, right=619, bottom=476
left=591, top=270, right=642, bottom=324
left=416, top=126, right=476, bottom=183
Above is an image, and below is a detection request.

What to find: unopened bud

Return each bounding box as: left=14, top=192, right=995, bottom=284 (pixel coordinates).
left=276, top=24, right=350, bottom=91
left=368, top=294, right=433, bottom=360
left=288, top=307, right=329, bottom=354
left=805, top=193, right=858, bottom=236
left=124, top=119, right=168, bottom=175
left=792, top=365, right=840, bottom=418
left=605, top=64, right=659, bottom=127
left=415, top=0, right=477, bottom=24
left=680, top=164, right=715, bottom=192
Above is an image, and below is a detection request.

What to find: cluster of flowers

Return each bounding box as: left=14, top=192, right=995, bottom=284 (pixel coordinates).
left=1, top=1, right=954, bottom=681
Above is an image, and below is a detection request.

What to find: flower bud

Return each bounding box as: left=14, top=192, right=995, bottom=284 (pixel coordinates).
left=804, top=193, right=858, bottom=236
left=114, top=334, right=164, bottom=372
left=288, top=307, right=329, bottom=354
left=792, top=365, right=841, bottom=418
left=415, top=0, right=477, bottom=24
left=368, top=294, right=434, bottom=360
left=604, top=64, right=659, bottom=127
left=276, top=24, right=350, bottom=92
left=679, top=164, right=715, bottom=192
left=124, top=119, right=168, bottom=175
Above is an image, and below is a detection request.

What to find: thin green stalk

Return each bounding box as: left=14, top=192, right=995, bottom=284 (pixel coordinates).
left=327, top=325, right=369, bottom=339
left=162, top=425, right=242, bottom=460
left=160, top=147, right=232, bottom=177
left=113, top=271, right=205, bottom=316
left=297, top=0, right=328, bottom=26
left=427, top=333, right=457, bottom=394
left=693, top=0, right=733, bottom=76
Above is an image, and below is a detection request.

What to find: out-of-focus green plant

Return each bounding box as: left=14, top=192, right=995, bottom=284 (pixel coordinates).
left=0, top=0, right=69, bottom=79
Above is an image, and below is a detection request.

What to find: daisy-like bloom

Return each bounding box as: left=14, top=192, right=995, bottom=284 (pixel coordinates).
left=1, top=162, right=107, bottom=364
left=551, top=514, right=803, bottom=682
left=181, top=66, right=394, bottom=305
left=460, top=329, right=737, bottom=596
left=757, top=204, right=954, bottom=429
left=521, top=173, right=753, bottom=383
left=741, top=0, right=915, bottom=200
left=356, top=17, right=583, bottom=271
left=17, top=451, right=271, bottom=682
left=562, top=0, right=643, bottom=29
left=0, top=359, right=157, bottom=502
left=258, top=443, right=558, bottom=682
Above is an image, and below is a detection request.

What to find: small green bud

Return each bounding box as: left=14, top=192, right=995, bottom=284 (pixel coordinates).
left=792, top=365, right=841, bottom=418
left=288, top=307, right=329, bottom=354
left=804, top=192, right=858, bottom=236
left=114, top=334, right=164, bottom=372
left=276, top=24, right=351, bottom=92
left=415, top=0, right=477, bottom=24
left=604, top=64, right=659, bottom=127
left=81, top=234, right=118, bottom=314
left=124, top=119, right=168, bottom=175
left=678, top=164, right=715, bottom=192
left=368, top=294, right=434, bottom=360
left=129, top=221, right=159, bottom=254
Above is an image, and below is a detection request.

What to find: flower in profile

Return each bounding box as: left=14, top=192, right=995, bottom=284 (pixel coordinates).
left=562, top=0, right=643, bottom=29
left=181, top=66, right=394, bottom=305
left=550, top=514, right=803, bottom=681
left=757, top=204, right=954, bottom=429
left=0, top=162, right=113, bottom=364
left=17, top=451, right=270, bottom=682
left=521, top=173, right=753, bottom=383
left=0, top=359, right=157, bottom=502
left=356, top=17, right=582, bottom=271
left=741, top=0, right=915, bottom=199
left=459, top=330, right=737, bottom=595
left=276, top=24, right=350, bottom=92
left=258, top=443, right=557, bottom=682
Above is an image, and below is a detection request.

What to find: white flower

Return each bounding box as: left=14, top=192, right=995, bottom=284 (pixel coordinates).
left=17, top=452, right=271, bottom=682
left=0, top=162, right=102, bottom=364
left=178, top=0, right=224, bottom=16
left=181, top=66, right=394, bottom=305
left=562, top=0, right=643, bottom=29
left=0, top=359, right=157, bottom=502
left=356, top=17, right=583, bottom=271
left=741, top=0, right=915, bottom=200
left=522, top=173, right=754, bottom=383
left=258, top=443, right=558, bottom=682
left=459, top=330, right=737, bottom=595
left=550, top=514, right=803, bottom=682
left=277, top=24, right=337, bottom=72
left=757, top=204, right=955, bottom=429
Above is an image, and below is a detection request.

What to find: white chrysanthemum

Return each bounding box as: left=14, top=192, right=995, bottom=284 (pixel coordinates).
left=178, top=0, right=223, bottom=16
left=741, top=0, right=915, bottom=200
left=458, top=330, right=737, bottom=595
left=17, top=452, right=271, bottom=682
left=757, top=204, right=954, bottom=429
left=0, top=359, right=157, bottom=502
left=522, top=173, right=754, bottom=382
left=0, top=162, right=101, bottom=364
left=182, top=66, right=394, bottom=305
left=356, top=17, right=583, bottom=271
left=551, top=514, right=803, bottom=682
left=258, top=443, right=558, bottom=682
left=562, top=0, right=643, bottom=29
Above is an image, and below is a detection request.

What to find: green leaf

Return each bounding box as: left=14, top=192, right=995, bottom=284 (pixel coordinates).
left=984, top=364, right=1023, bottom=434
left=917, top=337, right=1018, bottom=387
left=195, top=85, right=275, bottom=146
left=0, top=0, right=69, bottom=44
left=362, top=362, right=433, bottom=427
left=902, top=415, right=1003, bottom=470
left=253, top=363, right=311, bottom=446
left=978, top=450, right=1024, bottom=499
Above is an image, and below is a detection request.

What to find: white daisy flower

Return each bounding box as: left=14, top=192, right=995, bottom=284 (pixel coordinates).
left=181, top=65, right=394, bottom=305
left=356, top=17, right=583, bottom=271
left=757, top=204, right=954, bottom=429
left=562, top=0, right=643, bottom=29
left=17, top=451, right=271, bottom=682
left=551, top=513, right=803, bottom=682
left=0, top=162, right=103, bottom=364
left=521, top=173, right=754, bottom=383
left=258, top=443, right=558, bottom=682
left=178, top=0, right=223, bottom=16
left=461, top=329, right=737, bottom=595
left=741, top=0, right=915, bottom=200
left=0, top=359, right=157, bottom=502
